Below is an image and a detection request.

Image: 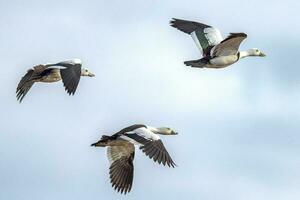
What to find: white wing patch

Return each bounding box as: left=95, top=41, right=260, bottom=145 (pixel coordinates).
left=133, top=127, right=160, bottom=141
left=191, top=31, right=203, bottom=55
left=119, top=134, right=142, bottom=145
left=203, top=27, right=223, bottom=46
left=119, top=127, right=160, bottom=146
left=62, top=58, right=82, bottom=65
left=210, top=45, right=217, bottom=57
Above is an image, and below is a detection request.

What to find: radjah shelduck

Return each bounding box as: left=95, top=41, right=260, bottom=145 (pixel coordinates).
left=16, top=59, right=95, bottom=102
left=170, top=18, right=266, bottom=68
left=91, top=124, right=177, bottom=194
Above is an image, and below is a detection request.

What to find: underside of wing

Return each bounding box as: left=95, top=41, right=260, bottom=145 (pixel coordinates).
left=120, top=128, right=175, bottom=167
left=212, top=32, right=247, bottom=57
left=107, top=145, right=135, bottom=194
left=60, top=65, right=81, bottom=95
left=16, top=64, right=55, bottom=102
left=170, top=18, right=223, bottom=56
left=16, top=69, right=36, bottom=102
left=140, top=139, right=176, bottom=167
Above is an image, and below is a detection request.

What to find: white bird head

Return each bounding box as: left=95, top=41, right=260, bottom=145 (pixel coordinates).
left=81, top=68, right=95, bottom=77
left=247, top=48, right=266, bottom=57
left=156, top=127, right=178, bottom=135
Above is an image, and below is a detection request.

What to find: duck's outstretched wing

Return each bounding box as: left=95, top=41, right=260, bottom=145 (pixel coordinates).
left=121, top=127, right=176, bottom=167
left=59, top=64, right=81, bottom=95
left=16, top=69, right=35, bottom=103
left=42, top=59, right=82, bottom=95
left=170, top=18, right=223, bottom=57
left=211, top=33, right=247, bottom=57
left=107, top=144, right=135, bottom=194
left=16, top=65, right=48, bottom=103
left=140, top=139, right=176, bottom=167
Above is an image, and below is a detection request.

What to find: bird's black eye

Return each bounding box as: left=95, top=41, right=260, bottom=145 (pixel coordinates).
left=256, top=50, right=259, bottom=52
left=85, top=69, right=88, bottom=72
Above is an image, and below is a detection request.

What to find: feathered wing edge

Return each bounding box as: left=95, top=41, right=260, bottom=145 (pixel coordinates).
left=212, top=32, right=247, bottom=57
left=107, top=145, right=135, bottom=194
left=60, top=65, right=81, bottom=95
left=16, top=69, right=36, bottom=102
left=140, top=139, right=176, bottom=168
left=124, top=128, right=177, bottom=168
left=170, top=18, right=211, bottom=34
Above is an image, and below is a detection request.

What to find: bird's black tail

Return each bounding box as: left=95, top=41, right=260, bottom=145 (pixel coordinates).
left=91, top=135, right=112, bottom=147
left=184, top=58, right=208, bottom=68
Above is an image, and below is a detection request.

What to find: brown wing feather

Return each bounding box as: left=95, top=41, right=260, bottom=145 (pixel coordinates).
left=107, top=145, right=135, bottom=194
left=109, top=153, right=134, bottom=194
left=16, top=69, right=36, bottom=103
left=140, top=140, right=176, bottom=168
left=16, top=64, right=50, bottom=102
left=212, top=33, right=247, bottom=57
left=33, top=64, right=49, bottom=73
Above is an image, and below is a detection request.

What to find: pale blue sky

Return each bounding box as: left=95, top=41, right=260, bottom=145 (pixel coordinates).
left=0, top=0, right=300, bottom=200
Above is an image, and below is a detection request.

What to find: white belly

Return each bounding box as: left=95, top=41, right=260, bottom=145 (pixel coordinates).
left=208, top=55, right=238, bottom=68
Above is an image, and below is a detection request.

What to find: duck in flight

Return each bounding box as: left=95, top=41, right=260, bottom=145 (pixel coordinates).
left=91, top=124, right=177, bottom=194
left=16, top=59, right=95, bottom=102
left=170, top=18, right=266, bottom=68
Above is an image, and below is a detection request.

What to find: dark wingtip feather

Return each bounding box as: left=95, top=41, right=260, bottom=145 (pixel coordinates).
left=140, top=140, right=177, bottom=168
left=169, top=18, right=210, bottom=34
left=169, top=18, right=185, bottom=25
left=169, top=18, right=179, bottom=26
left=16, top=69, right=36, bottom=103
left=60, top=66, right=81, bottom=96
left=229, top=32, right=247, bottom=37
left=109, top=157, right=134, bottom=195
left=221, top=32, right=248, bottom=44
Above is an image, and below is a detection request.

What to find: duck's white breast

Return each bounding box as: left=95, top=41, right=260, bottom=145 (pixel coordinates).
left=209, top=55, right=238, bottom=67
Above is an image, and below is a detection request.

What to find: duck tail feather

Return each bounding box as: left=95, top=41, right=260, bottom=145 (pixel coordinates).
left=184, top=58, right=208, bottom=68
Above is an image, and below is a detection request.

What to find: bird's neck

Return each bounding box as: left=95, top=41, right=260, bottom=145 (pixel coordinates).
left=239, top=50, right=251, bottom=59
left=147, top=126, right=169, bottom=135
left=147, top=126, right=159, bottom=134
